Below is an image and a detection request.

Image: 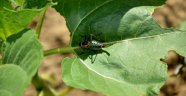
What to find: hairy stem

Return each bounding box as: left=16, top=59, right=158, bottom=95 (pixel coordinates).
left=44, top=47, right=79, bottom=56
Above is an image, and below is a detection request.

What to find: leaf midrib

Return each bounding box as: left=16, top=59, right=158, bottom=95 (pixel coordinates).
left=102, top=31, right=185, bottom=46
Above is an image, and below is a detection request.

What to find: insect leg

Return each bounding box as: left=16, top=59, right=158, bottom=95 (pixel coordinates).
left=101, top=49, right=110, bottom=56
left=89, top=50, right=98, bottom=64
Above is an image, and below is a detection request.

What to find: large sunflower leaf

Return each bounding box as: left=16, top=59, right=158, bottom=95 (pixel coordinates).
left=54, top=0, right=185, bottom=95
left=53, top=0, right=180, bottom=95
left=53, top=0, right=167, bottom=43
left=62, top=31, right=186, bottom=96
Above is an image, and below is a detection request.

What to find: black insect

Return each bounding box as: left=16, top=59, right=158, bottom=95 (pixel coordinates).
left=79, top=34, right=105, bottom=50
left=79, top=34, right=110, bottom=63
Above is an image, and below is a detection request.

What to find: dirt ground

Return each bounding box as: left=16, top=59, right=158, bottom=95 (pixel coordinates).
left=24, top=0, right=186, bottom=96
left=153, top=0, right=186, bottom=96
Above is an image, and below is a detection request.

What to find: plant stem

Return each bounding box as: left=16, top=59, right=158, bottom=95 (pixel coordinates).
left=36, top=8, right=47, bottom=38
left=32, top=73, right=55, bottom=96
left=58, top=87, right=74, bottom=96
left=32, top=74, right=44, bottom=93
left=36, top=2, right=57, bottom=38
left=44, top=47, right=79, bottom=56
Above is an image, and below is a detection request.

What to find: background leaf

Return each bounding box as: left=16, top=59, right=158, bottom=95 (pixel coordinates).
left=0, top=64, right=28, bottom=96
left=1, top=0, right=50, bottom=9
left=0, top=0, right=12, bottom=10
left=23, top=0, right=51, bottom=9
left=0, top=0, right=25, bottom=10
left=2, top=29, right=43, bottom=80
left=0, top=8, right=41, bottom=40
left=10, top=0, right=24, bottom=7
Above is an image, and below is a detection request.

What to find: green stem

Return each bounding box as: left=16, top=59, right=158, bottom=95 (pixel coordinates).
left=32, top=74, right=44, bottom=93
left=36, top=8, right=47, bottom=38
left=44, top=47, right=79, bottom=56
left=32, top=73, right=55, bottom=96
left=36, top=2, right=57, bottom=38
left=58, top=87, right=74, bottom=96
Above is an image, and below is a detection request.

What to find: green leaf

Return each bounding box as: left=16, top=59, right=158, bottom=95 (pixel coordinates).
left=63, top=31, right=186, bottom=96
left=0, top=64, right=28, bottom=96
left=56, top=0, right=174, bottom=95
left=118, top=6, right=173, bottom=39
left=0, top=8, right=42, bottom=40
left=53, top=0, right=166, bottom=42
left=24, top=0, right=51, bottom=9
left=2, top=29, right=43, bottom=80
left=0, top=0, right=25, bottom=10
left=177, top=21, right=186, bottom=32
left=0, top=0, right=12, bottom=10
left=0, top=90, right=12, bottom=96
left=71, top=6, right=174, bottom=53
left=10, top=0, right=25, bottom=6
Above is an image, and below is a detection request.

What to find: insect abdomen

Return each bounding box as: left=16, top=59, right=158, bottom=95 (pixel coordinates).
left=90, top=40, right=104, bottom=49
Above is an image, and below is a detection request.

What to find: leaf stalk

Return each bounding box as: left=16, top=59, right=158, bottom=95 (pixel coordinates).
left=44, top=47, right=79, bottom=56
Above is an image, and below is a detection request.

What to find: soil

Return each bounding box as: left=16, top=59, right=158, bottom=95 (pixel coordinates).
left=153, top=0, right=186, bottom=96
left=24, top=0, right=186, bottom=96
